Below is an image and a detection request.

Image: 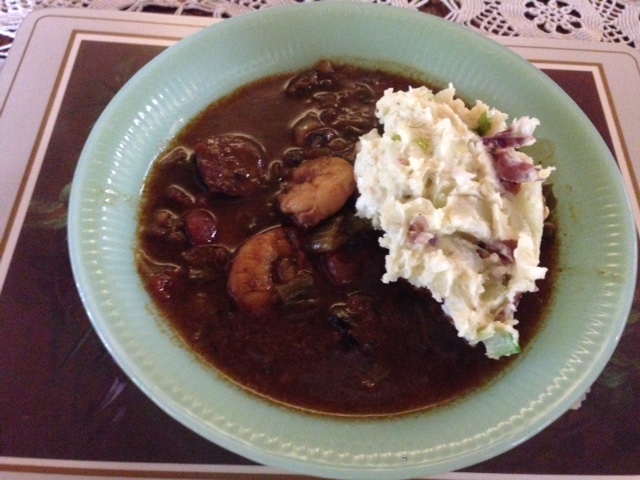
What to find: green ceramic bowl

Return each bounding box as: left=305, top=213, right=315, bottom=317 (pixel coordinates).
left=68, top=3, right=637, bottom=478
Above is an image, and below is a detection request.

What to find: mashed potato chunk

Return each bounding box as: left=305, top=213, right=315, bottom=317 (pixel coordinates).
left=354, top=86, right=553, bottom=359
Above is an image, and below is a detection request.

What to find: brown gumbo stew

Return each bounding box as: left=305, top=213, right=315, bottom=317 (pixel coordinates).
left=136, top=61, right=556, bottom=416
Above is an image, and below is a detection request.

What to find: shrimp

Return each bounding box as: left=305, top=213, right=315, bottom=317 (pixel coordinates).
left=277, top=156, right=356, bottom=228
left=227, top=226, right=313, bottom=317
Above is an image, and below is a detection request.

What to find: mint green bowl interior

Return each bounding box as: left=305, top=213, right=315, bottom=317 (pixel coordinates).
left=68, top=3, right=637, bottom=479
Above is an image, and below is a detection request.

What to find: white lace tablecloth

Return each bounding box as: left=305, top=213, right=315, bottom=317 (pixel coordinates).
left=1, top=0, right=640, bottom=71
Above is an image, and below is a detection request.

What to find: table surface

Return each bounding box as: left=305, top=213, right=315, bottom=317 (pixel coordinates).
left=1, top=5, right=640, bottom=480
left=2, top=0, right=640, bottom=71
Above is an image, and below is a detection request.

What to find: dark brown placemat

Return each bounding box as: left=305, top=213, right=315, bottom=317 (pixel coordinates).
left=1, top=13, right=638, bottom=477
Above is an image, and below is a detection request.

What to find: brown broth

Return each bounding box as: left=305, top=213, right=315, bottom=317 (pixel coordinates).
left=136, top=61, right=557, bottom=416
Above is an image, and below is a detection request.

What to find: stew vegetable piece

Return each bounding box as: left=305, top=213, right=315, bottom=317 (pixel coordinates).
left=136, top=60, right=556, bottom=416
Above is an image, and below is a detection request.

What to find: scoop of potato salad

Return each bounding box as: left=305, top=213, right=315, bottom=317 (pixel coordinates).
left=354, top=85, right=553, bottom=359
